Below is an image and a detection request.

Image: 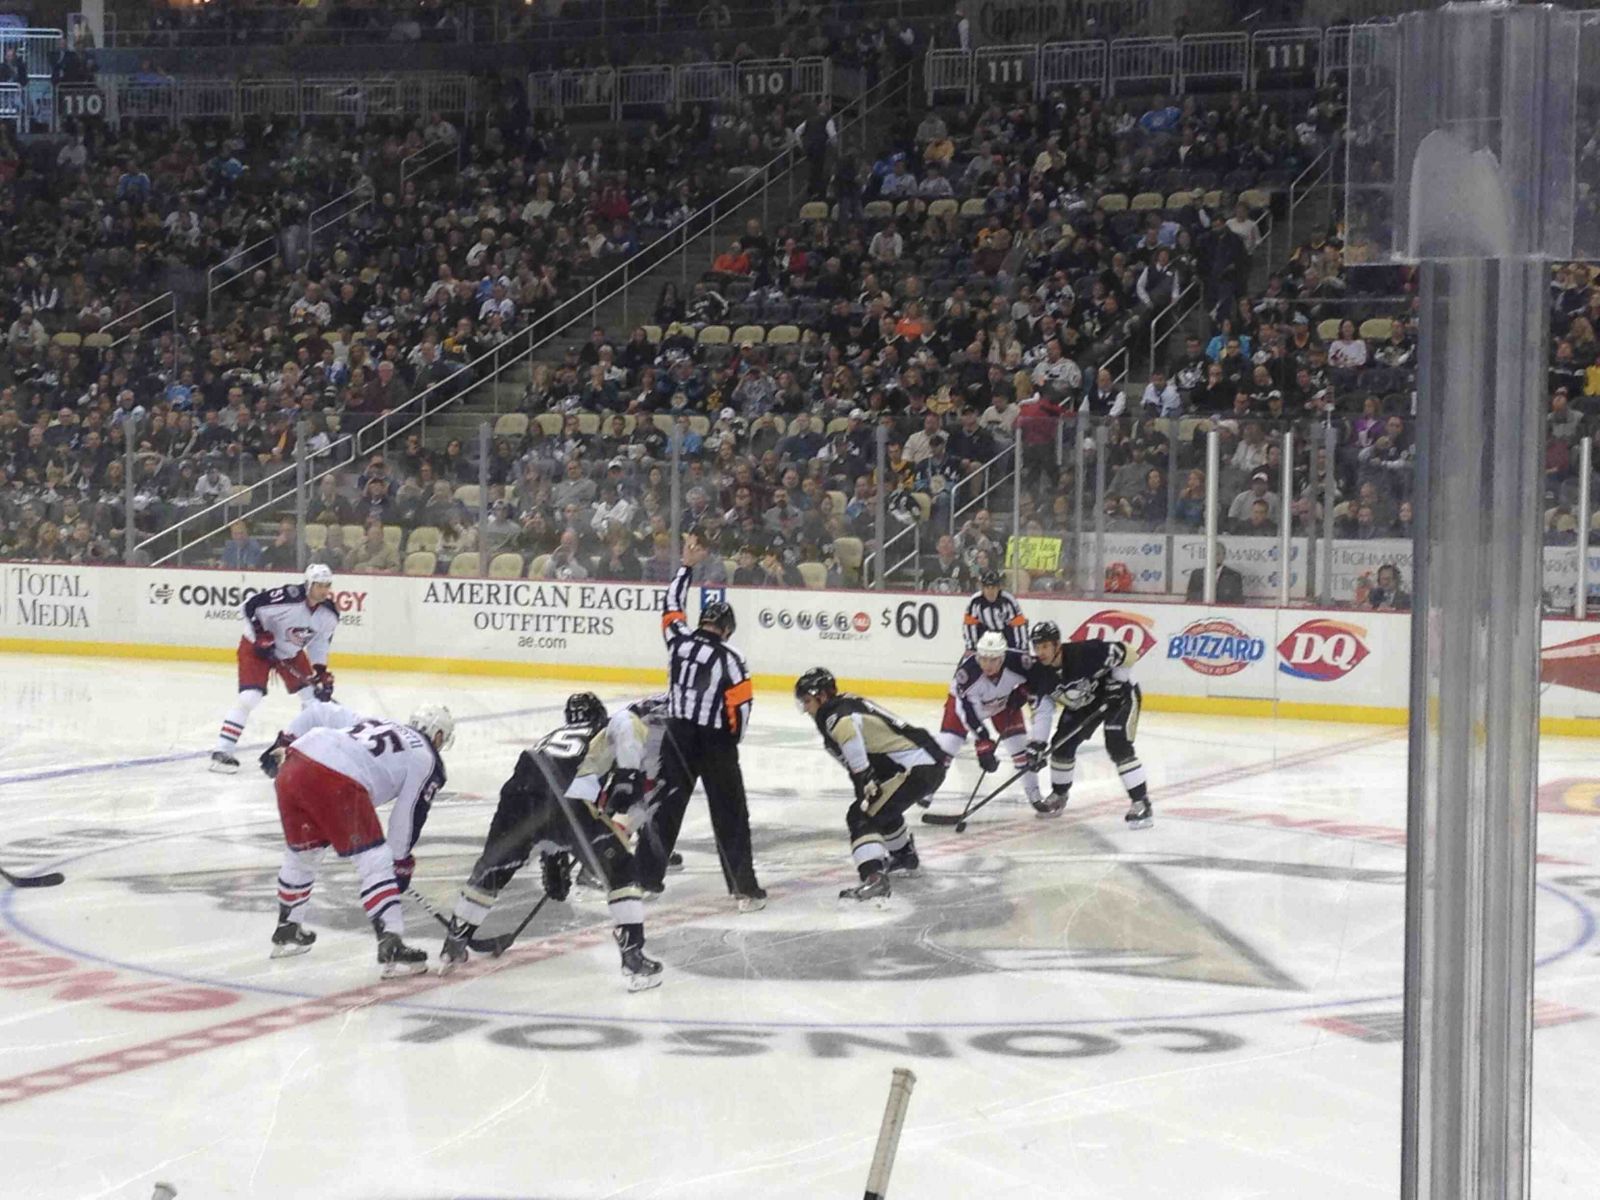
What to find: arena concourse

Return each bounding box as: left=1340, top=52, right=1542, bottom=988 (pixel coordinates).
left=0, top=4, right=1597, bottom=1198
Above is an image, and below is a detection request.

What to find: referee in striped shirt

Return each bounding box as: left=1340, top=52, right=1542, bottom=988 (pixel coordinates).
left=637, top=532, right=766, bottom=911
left=963, top=569, right=1030, bottom=652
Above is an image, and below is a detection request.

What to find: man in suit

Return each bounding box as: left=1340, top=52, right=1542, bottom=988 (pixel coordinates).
left=1185, top=543, right=1245, bottom=603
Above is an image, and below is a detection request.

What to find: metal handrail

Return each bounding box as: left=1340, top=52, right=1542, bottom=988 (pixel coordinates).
left=206, top=231, right=282, bottom=323
left=1147, top=277, right=1201, bottom=376
left=137, top=434, right=357, bottom=564
left=399, top=140, right=455, bottom=189
left=99, top=291, right=177, bottom=348
left=949, top=439, right=1023, bottom=536
left=308, top=178, right=375, bottom=254
left=1285, top=132, right=1343, bottom=260
left=353, top=59, right=915, bottom=458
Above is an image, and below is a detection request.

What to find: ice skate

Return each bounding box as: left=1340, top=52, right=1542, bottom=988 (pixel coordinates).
left=1125, top=798, right=1154, bottom=830
left=209, top=751, right=240, bottom=775
left=735, top=884, right=767, bottom=913
left=886, top=842, right=920, bottom=877
left=269, top=921, right=315, bottom=959
left=1032, top=787, right=1069, bottom=818
left=376, top=932, right=427, bottom=978
left=839, top=871, right=891, bottom=903
left=621, top=946, right=663, bottom=992
left=437, top=919, right=473, bottom=975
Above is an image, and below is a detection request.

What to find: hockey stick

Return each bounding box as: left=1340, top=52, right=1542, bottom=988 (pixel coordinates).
left=922, top=699, right=1112, bottom=832
left=0, top=864, right=65, bottom=889
left=920, top=769, right=985, bottom=829
left=472, top=894, right=551, bottom=958
left=403, top=886, right=544, bottom=956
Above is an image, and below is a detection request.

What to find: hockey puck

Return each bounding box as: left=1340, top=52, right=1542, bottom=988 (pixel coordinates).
left=954, top=820, right=968, bottom=833
left=152, top=1184, right=177, bottom=1200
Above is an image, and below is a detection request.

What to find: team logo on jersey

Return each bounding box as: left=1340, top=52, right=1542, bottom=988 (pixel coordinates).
left=1071, top=610, right=1157, bottom=659
left=148, top=583, right=173, bottom=605
left=1277, top=619, right=1369, bottom=681
left=1167, top=619, right=1266, bottom=676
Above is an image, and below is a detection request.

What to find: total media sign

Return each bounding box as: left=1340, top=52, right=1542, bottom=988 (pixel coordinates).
left=1277, top=619, right=1370, bottom=682
left=1167, top=618, right=1267, bottom=677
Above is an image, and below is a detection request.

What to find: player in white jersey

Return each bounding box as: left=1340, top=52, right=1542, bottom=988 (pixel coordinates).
left=269, top=704, right=454, bottom=977
left=574, top=694, right=677, bottom=889
left=210, top=563, right=341, bottom=774
left=936, top=630, right=1043, bottom=807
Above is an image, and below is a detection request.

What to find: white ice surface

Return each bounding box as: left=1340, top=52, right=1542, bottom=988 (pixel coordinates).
left=0, top=655, right=1596, bottom=1200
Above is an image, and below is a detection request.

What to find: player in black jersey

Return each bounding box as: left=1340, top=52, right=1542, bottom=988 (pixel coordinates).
left=962, top=569, right=1029, bottom=652
left=794, top=667, right=950, bottom=902
left=439, top=692, right=663, bottom=990
left=1023, top=621, right=1153, bottom=829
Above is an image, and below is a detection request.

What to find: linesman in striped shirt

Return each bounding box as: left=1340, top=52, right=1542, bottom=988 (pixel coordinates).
left=963, top=569, right=1030, bottom=652
left=636, top=532, right=767, bottom=911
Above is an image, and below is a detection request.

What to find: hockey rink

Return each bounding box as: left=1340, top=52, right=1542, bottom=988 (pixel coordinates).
left=0, top=656, right=1596, bottom=1200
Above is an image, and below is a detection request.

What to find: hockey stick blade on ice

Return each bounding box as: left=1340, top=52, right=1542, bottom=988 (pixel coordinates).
left=472, top=894, right=550, bottom=958
left=405, top=886, right=549, bottom=957
left=921, top=770, right=985, bottom=828
left=924, top=700, right=1111, bottom=832
left=0, top=864, right=65, bottom=888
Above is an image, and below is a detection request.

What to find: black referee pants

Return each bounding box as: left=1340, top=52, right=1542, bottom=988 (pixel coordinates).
left=638, top=719, right=759, bottom=894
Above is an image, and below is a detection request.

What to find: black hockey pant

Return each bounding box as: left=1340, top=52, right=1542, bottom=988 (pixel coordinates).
left=468, top=782, right=638, bottom=899
left=1050, top=683, right=1146, bottom=800
left=637, top=719, right=759, bottom=894
left=846, top=761, right=947, bottom=869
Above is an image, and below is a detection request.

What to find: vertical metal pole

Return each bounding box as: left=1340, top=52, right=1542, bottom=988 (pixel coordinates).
left=670, top=429, right=683, bottom=573
left=874, top=424, right=887, bottom=590
left=1577, top=434, right=1591, bottom=618
left=1072, top=419, right=1086, bottom=592
left=1405, top=254, right=1544, bottom=1200
left=477, top=422, right=490, bottom=573
left=1010, top=425, right=1023, bottom=593
left=294, top=425, right=308, bottom=571
left=1321, top=421, right=1336, bottom=606
left=1202, top=428, right=1219, bottom=605
left=1166, top=426, right=1180, bottom=596
left=1305, top=423, right=1320, bottom=600
left=1092, top=421, right=1107, bottom=599
left=122, top=415, right=137, bottom=564
left=1278, top=429, right=1294, bottom=606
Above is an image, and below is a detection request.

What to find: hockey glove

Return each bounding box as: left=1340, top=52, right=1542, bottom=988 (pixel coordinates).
left=393, top=855, right=414, bottom=893
left=251, top=630, right=277, bottom=661
left=259, top=731, right=293, bottom=778
left=1025, top=740, right=1050, bottom=771
left=854, top=772, right=883, bottom=811
left=540, top=851, right=574, bottom=902
left=973, top=737, right=999, bottom=774
left=606, top=768, right=644, bottom=814
left=311, top=666, right=335, bottom=702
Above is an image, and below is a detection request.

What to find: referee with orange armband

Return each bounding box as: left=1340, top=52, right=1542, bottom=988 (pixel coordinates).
left=634, top=530, right=767, bottom=912
left=963, top=569, right=1029, bottom=652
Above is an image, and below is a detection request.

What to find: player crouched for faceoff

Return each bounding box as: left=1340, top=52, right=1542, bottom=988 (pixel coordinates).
left=794, top=668, right=949, bottom=903
left=1024, top=622, right=1153, bottom=829
left=439, top=693, right=663, bottom=992
left=938, top=629, right=1043, bottom=807
left=212, top=563, right=340, bottom=774
left=269, top=704, right=454, bottom=977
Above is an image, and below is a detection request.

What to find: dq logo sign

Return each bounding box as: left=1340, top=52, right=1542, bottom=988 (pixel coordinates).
left=1277, top=619, right=1370, bottom=682
left=1167, top=619, right=1266, bottom=677
left=1071, top=609, right=1157, bottom=659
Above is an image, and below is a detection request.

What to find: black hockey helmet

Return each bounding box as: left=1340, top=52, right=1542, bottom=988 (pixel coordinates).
left=794, top=666, right=838, bottom=705
left=1030, top=620, right=1062, bottom=646
left=701, top=599, right=736, bottom=637
left=565, top=692, right=607, bottom=728
left=980, top=569, right=1002, bottom=588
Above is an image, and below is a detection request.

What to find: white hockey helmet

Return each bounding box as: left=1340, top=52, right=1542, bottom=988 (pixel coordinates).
left=409, top=704, right=456, bottom=750
left=305, top=563, right=334, bottom=587
left=975, top=631, right=1009, bottom=660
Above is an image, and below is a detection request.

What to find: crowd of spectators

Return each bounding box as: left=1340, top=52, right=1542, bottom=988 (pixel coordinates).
left=0, top=61, right=1455, bottom=610
left=179, top=83, right=1333, bottom=590
left=0, top=73, right=841, bottom=564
